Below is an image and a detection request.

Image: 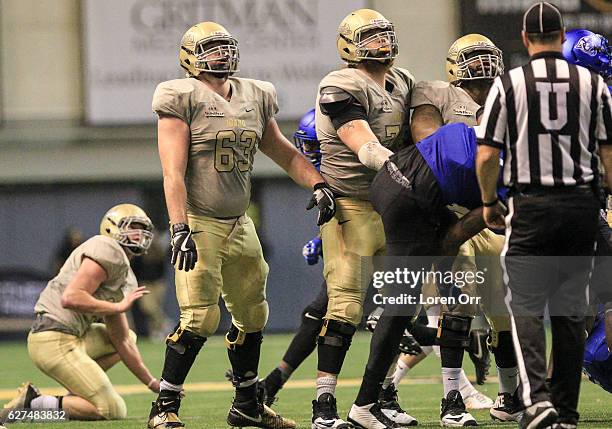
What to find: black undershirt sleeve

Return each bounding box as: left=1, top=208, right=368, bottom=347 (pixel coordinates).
left=318, top=86, right=368, bottom=130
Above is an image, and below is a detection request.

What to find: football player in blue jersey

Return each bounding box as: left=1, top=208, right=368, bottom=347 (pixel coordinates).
left=562, top=28, right=612, bottom=400
left=348, top=119, right=509, bottom=428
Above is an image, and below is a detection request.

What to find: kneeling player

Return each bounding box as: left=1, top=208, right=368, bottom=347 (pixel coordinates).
left=349, top=122, right=507, bottom=428
left=1, top=204, right=159, bottom=423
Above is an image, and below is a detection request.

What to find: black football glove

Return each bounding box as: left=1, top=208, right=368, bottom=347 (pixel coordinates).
left=399, top=332, right=423, bottom=356
left=306, top=182, right=336, bottom=226
left=170, top=223, right=198, bottom=272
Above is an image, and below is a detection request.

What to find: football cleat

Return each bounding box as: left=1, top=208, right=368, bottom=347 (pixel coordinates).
left=461, top=389, right=494, bottom=410
left=0, top=382, right=40, bottom=423
left=312, top=393, right=353, bottom=429
left=347, top=402, right=398, bottom=429
left=518, top=401, right=557, bottom=429
left=148, top=390, right=185, bottom=429
left=489, top=390, right=524, bottom=422
left=377, top=384, right=418, bottom=426
left=227, top=396, right=295, bottom=429
left=440, top=390, right=477, bottom=427
left=467, top=329, right=490, bottom=385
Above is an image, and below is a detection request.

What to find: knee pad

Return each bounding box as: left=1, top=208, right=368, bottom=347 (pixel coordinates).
left=96, top=390, right=127, bottom=420
left=235, top=301, right=269, bottom=333
left=318, top=319, right=356, bottom=351
left=436, top=313, right=472, bottom=349
left=302, top=305, right=325, bottom=327
left=180, top=304, right=221, bottom=337
left=166, top=325, right=207, bottom=355
left=248, top=300, right=269, bottom=332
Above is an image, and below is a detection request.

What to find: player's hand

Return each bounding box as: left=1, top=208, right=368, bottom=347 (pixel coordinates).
left=483, top=200, right=506, bottom=229
left=116, top=286, right=149, bottom=313
left=307, top=182, right=336, bottom=226
left=171, top=223, right=198, bottom=272
left=147, top=378, right=160, bottom=393
left=302, top=236, right=323, bottom=265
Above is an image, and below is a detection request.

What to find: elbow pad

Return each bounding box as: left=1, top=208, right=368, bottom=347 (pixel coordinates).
left=358, top=141, right=393, bottom=171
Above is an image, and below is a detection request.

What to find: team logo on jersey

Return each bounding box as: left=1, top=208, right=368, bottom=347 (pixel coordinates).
left=452, top=104, right=474, bottom=117
left=203, top=102, right=224, bottom=117
left=381, top=98, right=392, bottom=113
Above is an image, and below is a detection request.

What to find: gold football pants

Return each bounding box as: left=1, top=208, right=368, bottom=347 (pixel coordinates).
left=175, top=214, right=269, bottom=336
left=320, top=198, right=386, bottom=326
left=27, top=324, right=136, bottom=419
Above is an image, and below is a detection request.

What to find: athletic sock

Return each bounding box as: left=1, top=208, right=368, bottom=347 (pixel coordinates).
left=30, top=395, right=60, bottom=409
left=442, top=367, right=462, bottom=396
left=277, top=365, right=293, bottom=384
left=316, top=375, right=337, bottom=400
left=392, top=359, right=410, bottom=387
left=159, top=379, right=183, bottom=393
left=497, top=366, right=519, bottom=394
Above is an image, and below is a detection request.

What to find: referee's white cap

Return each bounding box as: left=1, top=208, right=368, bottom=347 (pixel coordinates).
left=523, top=2, right=564, bottom=34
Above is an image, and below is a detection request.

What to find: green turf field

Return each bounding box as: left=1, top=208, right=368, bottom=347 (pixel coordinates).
left=1, top=332, right=611, bottom=428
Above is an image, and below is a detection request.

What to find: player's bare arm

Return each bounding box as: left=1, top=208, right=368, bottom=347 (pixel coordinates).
left=259, top=117, right=325, bottom=190
left=441, top=207, right=486, bottom=256
left=476, top=145, right=504, bottom=229
left=600, top=145, right=612, bottom=190
left=158, top=114, right=190, bottom=225
left=105, top=312, right=160, bottom=393
left=61, top=257, right=149, bottom=315
left=337, top=119, right=392, bottom=171
left=410, top=104, right=443, bottom=143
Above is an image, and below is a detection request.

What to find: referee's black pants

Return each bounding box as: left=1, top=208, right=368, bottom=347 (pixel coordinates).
left=503, top=187, right=599, bottom=422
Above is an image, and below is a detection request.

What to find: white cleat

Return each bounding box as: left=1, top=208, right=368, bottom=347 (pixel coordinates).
left=347, top=403, right=397, bottom=429
left=462, top=389, right=494, bottom=410
left=378, top=384, right=418, bottom=426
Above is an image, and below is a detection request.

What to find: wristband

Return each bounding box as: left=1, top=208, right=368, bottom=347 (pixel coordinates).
left=483, top=198, right=499, bottom=207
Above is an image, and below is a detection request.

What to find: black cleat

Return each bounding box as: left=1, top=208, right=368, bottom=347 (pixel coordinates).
left=0, top=382, right=41, bottom=423
left=440, top=390, right=477, bottom=427
left=519, top=401, right=558, bottom=429
left=227, top=396, right=296, bottom=428
left=467, top=329, right=490, bottom=385
left=312, top=393, right=353, bottom=429
left=259, top=369, right=284, bottom=407
left=490, top=389, right=524, bottom=422
left=147, top=390, right=185, bottom=428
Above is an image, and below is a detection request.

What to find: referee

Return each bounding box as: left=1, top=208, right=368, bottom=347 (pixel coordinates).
left=475, top=2, right=612, bottom=429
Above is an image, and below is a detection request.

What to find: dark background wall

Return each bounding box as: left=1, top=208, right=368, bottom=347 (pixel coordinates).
left=0, top=178, right=326, bottom=333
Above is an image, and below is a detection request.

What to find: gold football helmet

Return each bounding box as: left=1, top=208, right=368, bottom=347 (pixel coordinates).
left=446, top=34, right=503, bottom=85
left=100, top=204, right=153, bottom=255
left=179, top=22, right=239, bottom=77
left=337, top=9, right=398, bottom=65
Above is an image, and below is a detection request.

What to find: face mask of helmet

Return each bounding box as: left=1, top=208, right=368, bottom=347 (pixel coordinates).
left=116, top=217, right=154, bottom=255
left=455, top=47, right=504, bottom=82
left=354, top=24, right=398, bottom=61
left=194, top=37, right=240, bottom=74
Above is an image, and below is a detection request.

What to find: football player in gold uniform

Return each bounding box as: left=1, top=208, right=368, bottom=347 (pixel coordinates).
left=1, top=204, right=159, bottom=423
left=148, top=22, right=335, bottom=429
left=312, top=9, right=416, bottom=429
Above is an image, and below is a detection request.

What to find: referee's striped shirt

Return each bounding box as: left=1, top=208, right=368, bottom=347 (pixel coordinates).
left=476, top=51, right=612, bottom=187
